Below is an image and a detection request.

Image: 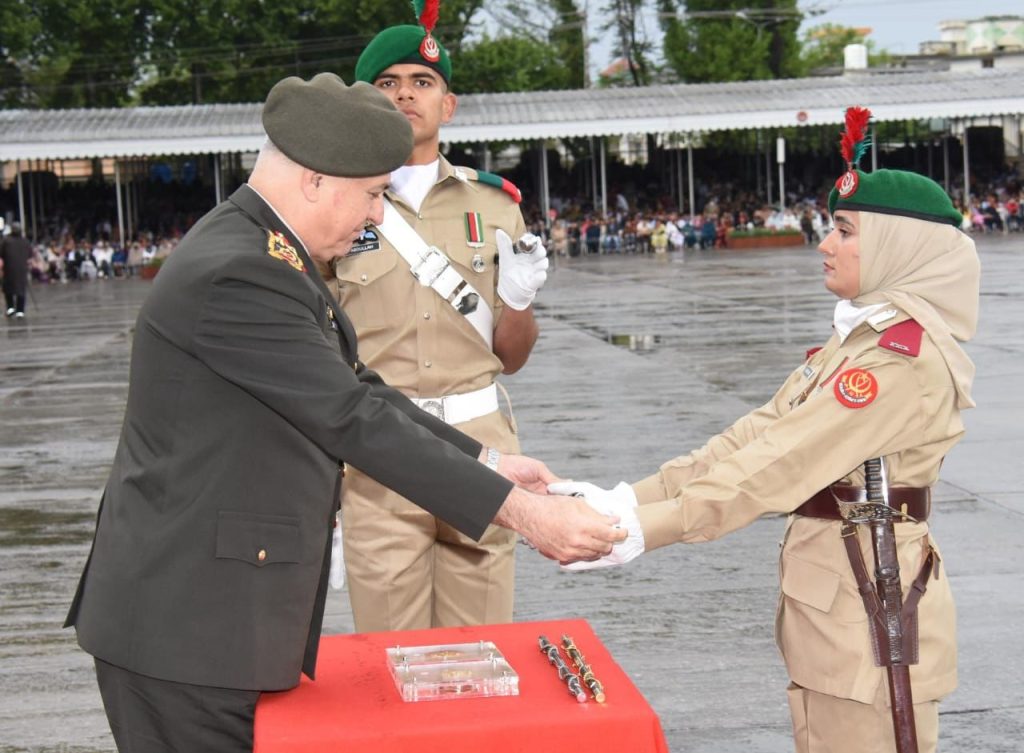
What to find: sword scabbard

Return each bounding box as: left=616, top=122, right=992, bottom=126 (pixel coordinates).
left=864, top=458, right=919, bottom=753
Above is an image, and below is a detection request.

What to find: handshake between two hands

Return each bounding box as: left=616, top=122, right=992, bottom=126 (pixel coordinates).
left=545, top=481, right=646, bottom=571
left=491, top=453, right=645, bottom=570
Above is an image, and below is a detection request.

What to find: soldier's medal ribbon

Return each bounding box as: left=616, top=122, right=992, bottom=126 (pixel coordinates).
left=465, top=212, right=485, bottom=248
left=267, top=231, right=305, bottom=272
left=834, top=367, right=878, bottom=408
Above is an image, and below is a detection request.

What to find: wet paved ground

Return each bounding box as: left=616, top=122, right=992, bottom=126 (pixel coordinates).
left=1, top=235, right=1022, bottom=751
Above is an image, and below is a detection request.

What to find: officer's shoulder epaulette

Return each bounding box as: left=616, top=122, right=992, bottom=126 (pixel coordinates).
left=454, top=166, right=522, bottom=204
left=877, top=319, right=923, bottom=357
left=265, top=229, right=306, bottom=273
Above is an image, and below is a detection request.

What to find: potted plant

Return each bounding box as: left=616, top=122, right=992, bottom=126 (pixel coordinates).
left=725, top=227, right=805, bottom=250
left=140, top=256, right=165, bottom=280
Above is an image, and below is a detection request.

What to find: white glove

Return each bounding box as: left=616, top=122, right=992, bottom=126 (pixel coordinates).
left=496, top=229, right=549, bottom=310
left=547, top=481, right=645, bottom=571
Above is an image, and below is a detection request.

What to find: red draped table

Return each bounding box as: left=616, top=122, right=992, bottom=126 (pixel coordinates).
left=255, top=618, right=669, bottom=753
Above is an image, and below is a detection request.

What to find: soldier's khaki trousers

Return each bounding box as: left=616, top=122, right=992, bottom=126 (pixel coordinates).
left=341, top=410, right=518, bottom=632
left=787, top=681, right=939, bottom=753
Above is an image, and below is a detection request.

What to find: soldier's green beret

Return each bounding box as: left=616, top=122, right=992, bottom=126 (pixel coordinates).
left=262, top=72, right=412, bottom=177
left=356, top=25, right=452, bottom=85
left=828, top=169, right=962, bottom=227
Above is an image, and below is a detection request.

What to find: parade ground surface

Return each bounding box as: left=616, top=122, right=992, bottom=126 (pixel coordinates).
left=1, top=235, right=1021, bottom=752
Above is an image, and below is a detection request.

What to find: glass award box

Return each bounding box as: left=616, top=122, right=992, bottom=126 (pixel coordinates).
left=385, top=641, right=519, bottom=702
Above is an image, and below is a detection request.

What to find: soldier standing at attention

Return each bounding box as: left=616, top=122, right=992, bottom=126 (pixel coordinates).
left=333, top=5, right=549, bottom=631
left=552, top=108, right=979, bottom=753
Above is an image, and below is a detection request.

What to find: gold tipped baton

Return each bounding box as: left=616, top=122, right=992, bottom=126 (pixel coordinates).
left=561, top=634, right=606, bottom=703
left=538, top=635, right=587, bottom=703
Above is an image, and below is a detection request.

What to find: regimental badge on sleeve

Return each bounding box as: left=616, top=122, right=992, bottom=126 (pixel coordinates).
left=267, top=231, right=306, bottom=272
left=834, top=368, right=878, bottom=409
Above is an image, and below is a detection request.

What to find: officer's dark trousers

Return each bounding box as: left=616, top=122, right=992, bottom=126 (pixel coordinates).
left=94, top=658, right=260, bottom=753
left=4, top=292, right=25, bottom=314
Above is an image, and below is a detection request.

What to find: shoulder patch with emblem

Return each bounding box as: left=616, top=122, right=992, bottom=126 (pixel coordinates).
left=834, top=368, right=879, bottom=409
left=267, top=231, right=305, bottom=272
left=878, top=319, right=923, bottom=357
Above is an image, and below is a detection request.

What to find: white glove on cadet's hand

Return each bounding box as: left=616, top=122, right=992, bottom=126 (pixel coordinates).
left=496, top=229, right=549, bottom=310
left=547, top=481, right=645, bottom=570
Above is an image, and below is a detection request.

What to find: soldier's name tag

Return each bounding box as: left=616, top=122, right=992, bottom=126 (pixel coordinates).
left=349, top=229, right=381, bottom=256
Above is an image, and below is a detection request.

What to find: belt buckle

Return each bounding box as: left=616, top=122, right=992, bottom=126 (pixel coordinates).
left=420, top=399, right=445, bottom=422
left=410, top=246, right=450, bottom=288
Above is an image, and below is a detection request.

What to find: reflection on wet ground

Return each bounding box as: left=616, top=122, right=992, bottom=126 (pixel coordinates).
left=3, top=238, right=1023, bottom=751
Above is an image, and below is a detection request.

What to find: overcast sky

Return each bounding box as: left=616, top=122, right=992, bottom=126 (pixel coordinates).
left=587, top=0, right=1020, bottom=76
left=801, top=0, right=1020, bottom=55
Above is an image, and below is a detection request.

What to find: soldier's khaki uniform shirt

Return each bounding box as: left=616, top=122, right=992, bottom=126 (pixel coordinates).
left=335, top=157, right=524, bottom=396
left=631, top=308, right=959, bottom=706
left=331, top=157, right=526, bottom=629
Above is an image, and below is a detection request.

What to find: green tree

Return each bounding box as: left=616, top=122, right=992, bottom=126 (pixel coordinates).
left=1, top=0, right=151, bottom=108
left=658, top=0, right=802, bottom=83
left=600, top=0, right=656, bottom=87
left=453, top=35, right=571, bottom=94
left=799, top=23, right=891, bottom=74
left=1, top=0, right=491, bottom=108
left=480, top=1, right=587, bottom=89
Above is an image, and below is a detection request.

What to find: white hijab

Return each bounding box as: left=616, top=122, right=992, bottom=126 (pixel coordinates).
left=855, top=212, right=980, bottom=409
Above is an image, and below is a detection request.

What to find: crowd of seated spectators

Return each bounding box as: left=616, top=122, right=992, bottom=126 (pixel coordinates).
left=23, top=231, right=180, bottom=284
left=527, top=185, right=830, bottom=257
left=524, top=171, right=1021, bottom=257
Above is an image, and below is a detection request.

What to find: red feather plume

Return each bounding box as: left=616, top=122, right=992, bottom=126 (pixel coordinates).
left=839, top=106, right=872, bottom=168
left=412, top=0, right=439, bottom=33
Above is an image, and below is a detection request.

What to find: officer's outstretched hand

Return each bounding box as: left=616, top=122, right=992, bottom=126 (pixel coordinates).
left=493, top=487, right=626, bottom=563
left=548, top=480, right=646, bottom=570
left=492, top=451, right=562, bottom=494
left=496, top=229, right=549, bottom=310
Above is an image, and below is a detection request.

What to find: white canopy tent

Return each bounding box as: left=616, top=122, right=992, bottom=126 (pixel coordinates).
left=2, top=67, right=1022, bottom=239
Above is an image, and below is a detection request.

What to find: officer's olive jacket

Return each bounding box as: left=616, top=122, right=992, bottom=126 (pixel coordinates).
left=632, top=311, right=959, bottom=704
left=66, top=185, right=512, bottom=691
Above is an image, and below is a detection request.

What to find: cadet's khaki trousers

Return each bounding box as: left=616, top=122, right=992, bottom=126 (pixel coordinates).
left=341, top=410, right=518, bottom=632
left=787, top=682, right=939, bottom=753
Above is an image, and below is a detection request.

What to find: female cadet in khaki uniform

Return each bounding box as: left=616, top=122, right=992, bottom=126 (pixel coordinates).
left=330, top=12, right=549, bottom=632
left=552, top=108, right=980, bottom=753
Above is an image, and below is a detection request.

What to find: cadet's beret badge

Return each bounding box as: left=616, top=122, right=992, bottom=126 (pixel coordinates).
left=267, top=231, right=305, bottom=273
left=834, top=368, right=878, bottom=409
left=834, top=106, right=871, bottom=199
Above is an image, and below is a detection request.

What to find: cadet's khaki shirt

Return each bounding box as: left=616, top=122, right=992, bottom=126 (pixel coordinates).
left=632, top=310, right=960, bottom=704
left=333, top=157, right=526, bottom=396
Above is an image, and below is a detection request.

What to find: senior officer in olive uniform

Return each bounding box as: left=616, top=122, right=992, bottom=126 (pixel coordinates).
left=66, top=73, right=622, bottom=753
left=331, top=22, right=549, bottom=631
left=552, top=110, right=978, bottom=753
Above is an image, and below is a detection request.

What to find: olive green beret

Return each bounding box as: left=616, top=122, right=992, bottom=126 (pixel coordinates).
left=262, top=72, right=413, bottom=177
left=355, top=25, right=452, bottom=85
left=828, top=168, right=962, bottom=227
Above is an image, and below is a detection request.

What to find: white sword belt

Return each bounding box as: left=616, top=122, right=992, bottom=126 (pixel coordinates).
left=410, top=384, right=498, bottom=425
left=376, top=199, right=494, bottom=348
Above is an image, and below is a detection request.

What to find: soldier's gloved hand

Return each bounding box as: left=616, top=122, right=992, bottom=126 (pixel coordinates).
left=496, top=229, right=549, bottom=310
left=547, top=481, right=645, bottom=570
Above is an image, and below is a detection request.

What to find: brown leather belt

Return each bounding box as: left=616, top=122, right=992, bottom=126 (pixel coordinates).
left=794, top=484, right=931, bottom=522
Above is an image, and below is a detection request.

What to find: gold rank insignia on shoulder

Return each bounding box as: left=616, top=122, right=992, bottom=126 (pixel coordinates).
left=267, top=231, right=305, bottom=273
